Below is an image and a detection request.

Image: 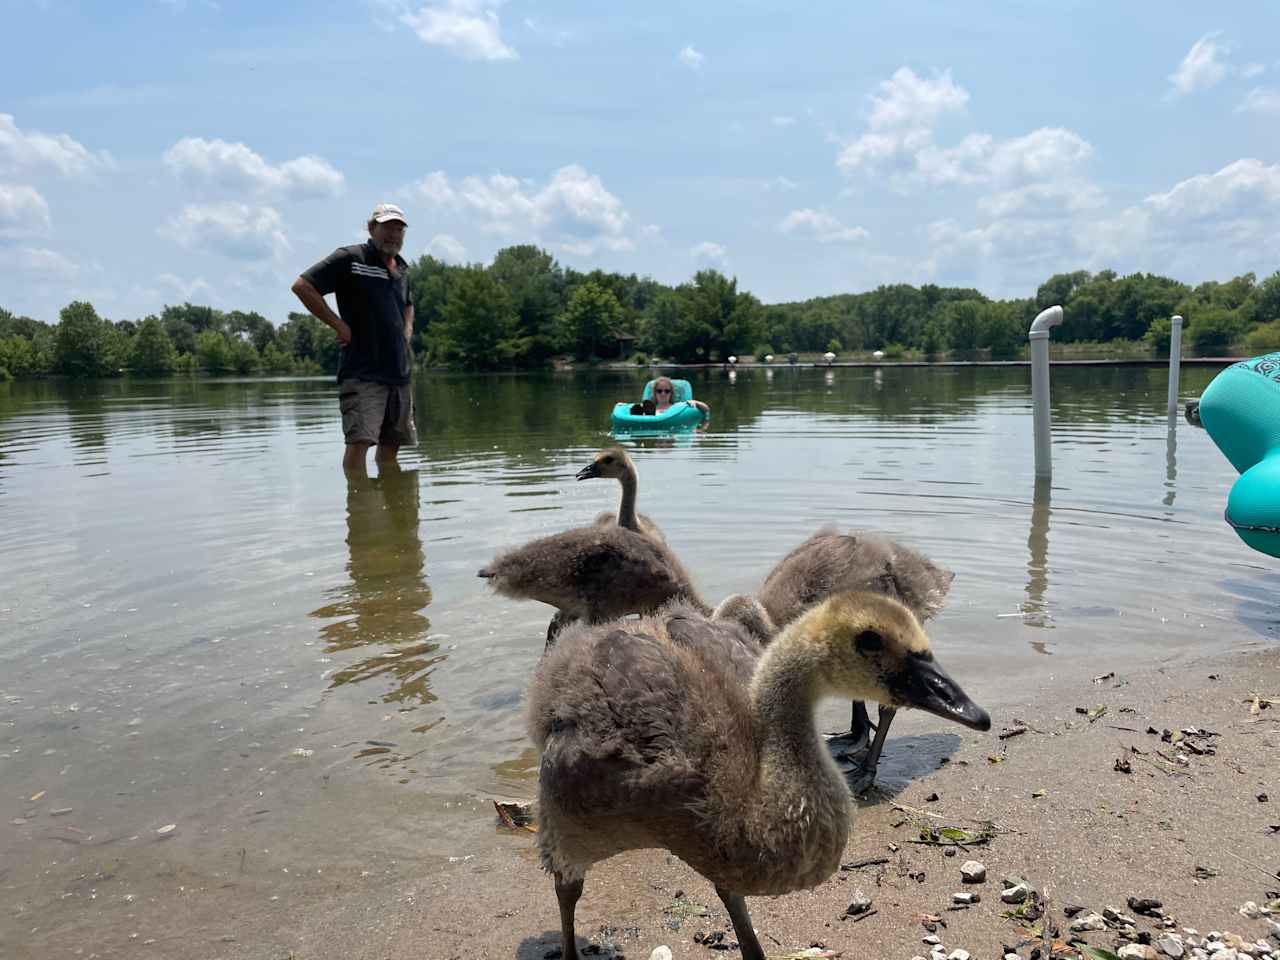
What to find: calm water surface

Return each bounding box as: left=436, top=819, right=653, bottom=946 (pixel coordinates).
left=1, top=366, right=1276, bottom=947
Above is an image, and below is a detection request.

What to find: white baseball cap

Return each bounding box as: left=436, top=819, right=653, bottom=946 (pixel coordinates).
left=370, top=202, right=408, bottom=225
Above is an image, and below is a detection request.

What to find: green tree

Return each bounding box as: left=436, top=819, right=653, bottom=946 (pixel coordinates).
left=55, top=301, right=123, bottom=377
left=489, top=245, right=565, bottom=363
left=261, top=342, right=295, bottom=374
left=1188, top=307, right=1245, bottom=355
left=129, top=316, right=179, bottom=375
left=226, top=310, right=275, bottom=353
left=556, top=279, right=623, bottom=359
left=0, top=336, right=39, bottom=379
left=944, top=301, right=983, bottom=353
left=1252, top=271, right=1280, bottom=324
left=195, top=329, right=233, bottom=373
left=432, top=267, right=527, bottom=369
left=228, top=338, right=260, bottom=374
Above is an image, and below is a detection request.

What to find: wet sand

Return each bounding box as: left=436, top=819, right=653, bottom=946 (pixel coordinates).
left=7, top=645, right=1277, bottom=960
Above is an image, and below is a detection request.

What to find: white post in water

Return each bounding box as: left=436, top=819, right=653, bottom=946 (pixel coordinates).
left=1029, top=305, right=1065, bottom=478
left=1167, top=315, right=1184, bottom=416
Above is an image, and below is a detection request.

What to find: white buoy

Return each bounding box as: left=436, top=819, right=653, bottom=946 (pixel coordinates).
left=1029, top=305, right=1065, bottom=478
left=1167, top=315, right=1184, bottom=417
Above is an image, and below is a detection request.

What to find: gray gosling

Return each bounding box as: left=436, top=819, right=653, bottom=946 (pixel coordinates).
left=757, top=526, right=956, bottom=792
left=529, top=591, right=990, bottom=960
left=478, top=520, right=708, bottom=647
left=577, top=446, right=667, bottom=544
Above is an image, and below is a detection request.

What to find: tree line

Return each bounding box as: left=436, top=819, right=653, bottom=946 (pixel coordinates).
left=3, top=243, right=1279, bottom=380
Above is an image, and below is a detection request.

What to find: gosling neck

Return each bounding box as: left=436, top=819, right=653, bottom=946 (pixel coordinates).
left=749, top=629, right=829, bottom=776
left=616, top=462, right=639, bottom=530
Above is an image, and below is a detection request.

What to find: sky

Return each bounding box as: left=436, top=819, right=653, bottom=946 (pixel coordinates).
left=1, top=0, right=1278, bottom=325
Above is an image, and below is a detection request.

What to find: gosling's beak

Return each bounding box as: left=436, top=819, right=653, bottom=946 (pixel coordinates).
left=891, top=656, right=991, bottom=731
left=575, top=463, right=600, bottom=481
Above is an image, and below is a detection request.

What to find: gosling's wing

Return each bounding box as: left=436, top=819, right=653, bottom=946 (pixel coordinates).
left=759, top=527, right=953, bottom=626
left=531, top=616, right=756, bottom=821
left=480, top=526, right=688, bottom=615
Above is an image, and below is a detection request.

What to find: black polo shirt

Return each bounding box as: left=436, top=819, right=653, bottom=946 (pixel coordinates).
left=301, top=240, right=411, bottom=385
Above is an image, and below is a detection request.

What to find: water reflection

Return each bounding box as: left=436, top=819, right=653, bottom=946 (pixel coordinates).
left=311, top=464, right=441, bottom=705
left=1024, top=476, right=1053, bottom=639
left=1164, top=411, right=1178, bottom=508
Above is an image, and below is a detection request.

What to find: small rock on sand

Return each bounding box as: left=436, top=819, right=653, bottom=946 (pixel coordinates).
left=1118, top=946, right=1159, bottom=960
left=650, top=947, right=673, bottom=960
left=1001, top=882, right=1030, bottom=904
left=1070, top=912, right=1107, bottom=932
left=846, top=889, right=872, bottom=915
left=960, top=860, right=986, bottom=883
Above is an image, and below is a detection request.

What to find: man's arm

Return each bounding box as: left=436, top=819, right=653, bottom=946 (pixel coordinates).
left=403, top=303, right=415, bottom=344
left=291, top=276, right=351, bottom=345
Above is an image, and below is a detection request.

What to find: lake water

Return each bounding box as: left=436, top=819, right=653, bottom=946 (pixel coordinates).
left=1, top=365, right=1276, bottom=950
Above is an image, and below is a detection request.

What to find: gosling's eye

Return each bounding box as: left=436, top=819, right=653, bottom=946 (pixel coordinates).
left=602, top=456, right=614, bottom=464
left=855, top=630, right=884, bottom=654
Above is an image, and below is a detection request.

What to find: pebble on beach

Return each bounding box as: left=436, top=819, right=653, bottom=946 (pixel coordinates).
left=960, top=860, right=986, bottom=883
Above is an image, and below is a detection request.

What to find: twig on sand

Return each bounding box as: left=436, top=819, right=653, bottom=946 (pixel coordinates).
left=841, top=856, right=890, bottom=871
left=998, top=727, right=1028, bottom=741
left=1222, top=848, right=1280, bottom=883
left=1041, top=891, right=1053, bottom=960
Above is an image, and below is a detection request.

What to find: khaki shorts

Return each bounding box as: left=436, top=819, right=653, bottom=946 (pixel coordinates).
left=338, top=379, right=418, bottom=447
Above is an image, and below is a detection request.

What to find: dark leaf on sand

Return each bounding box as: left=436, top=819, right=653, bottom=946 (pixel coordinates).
left=1193, top=865, right=1219, bottom=879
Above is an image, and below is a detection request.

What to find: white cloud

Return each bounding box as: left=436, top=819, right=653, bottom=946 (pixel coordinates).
left=1144, top=157, right=1280, bottom=222
left=1, top=247, right=79, bottom=277
left=678, top=45, right=704, bottom=71
left=915, top=127, right=1093, bottom=187
left=409, top=164, right=632, bottom=255
left=0, top=113, right=114, bottom=177
left=426, top=232, right=466, bottom=262
left=1237, top=87, right=1280, bottom=114
left=402, top=1, right=516, bottom=61
left=978, top=180, right=1105, bottom=218
left=1168, top=33, right=1230, bottom=96
left=161, top=202, right=290, bottom=260
left=867, top=67, right=968, bottom=131
left=0, top=183, right=51, bottom=238
left=691, top=241, right=727, bottom=266
left=920, top=157, right=1280, bottom=296
left=778, top=208, right=869, bottom=243
left=837, top=68, right=968, bottom=175
left=156, top=273, right=215, bottom=301
left=1242, top=62, right=1267, bottom=79
left=162, top=137, right=344, bottom=198
left=772, top=115, right=796, bottom=127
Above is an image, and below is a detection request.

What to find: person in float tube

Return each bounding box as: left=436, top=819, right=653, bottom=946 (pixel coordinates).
left=648, top=376, right=710, bottom=417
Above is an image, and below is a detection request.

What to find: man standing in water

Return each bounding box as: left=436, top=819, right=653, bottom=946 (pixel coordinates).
left=291, top=202, right=416, bottom=473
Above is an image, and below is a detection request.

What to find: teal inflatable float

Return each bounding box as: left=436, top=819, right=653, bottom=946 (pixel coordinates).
left=610, top=378, right=707, bottom=433
left=1199, top=352, right=1280, bottom=558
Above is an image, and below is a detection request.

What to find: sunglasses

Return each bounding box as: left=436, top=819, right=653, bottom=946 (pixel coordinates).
left=655, top=388, right=672, bottom=394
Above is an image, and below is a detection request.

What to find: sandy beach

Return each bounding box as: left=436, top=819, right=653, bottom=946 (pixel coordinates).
left=9, top=643, right=1276, bottom=960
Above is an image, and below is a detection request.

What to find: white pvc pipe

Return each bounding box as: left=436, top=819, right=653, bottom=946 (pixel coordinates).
left=1167, top=315, right=1184, bottom=416
left=1029, top=305, right=1064, bottom=478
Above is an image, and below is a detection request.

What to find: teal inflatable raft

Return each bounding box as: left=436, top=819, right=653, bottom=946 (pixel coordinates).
left=1199, top=352, right=1280, bottom=558
left=610, top=379, right=707, bottom=432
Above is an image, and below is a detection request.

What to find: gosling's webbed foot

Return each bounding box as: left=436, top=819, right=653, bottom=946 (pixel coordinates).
left=825, top=700, right=874, bottom=760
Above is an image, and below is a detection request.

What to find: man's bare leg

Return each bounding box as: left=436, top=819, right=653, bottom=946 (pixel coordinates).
left=374, top=442, right=400, bottom=464
left=343, top=441, right=373, bottom=475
